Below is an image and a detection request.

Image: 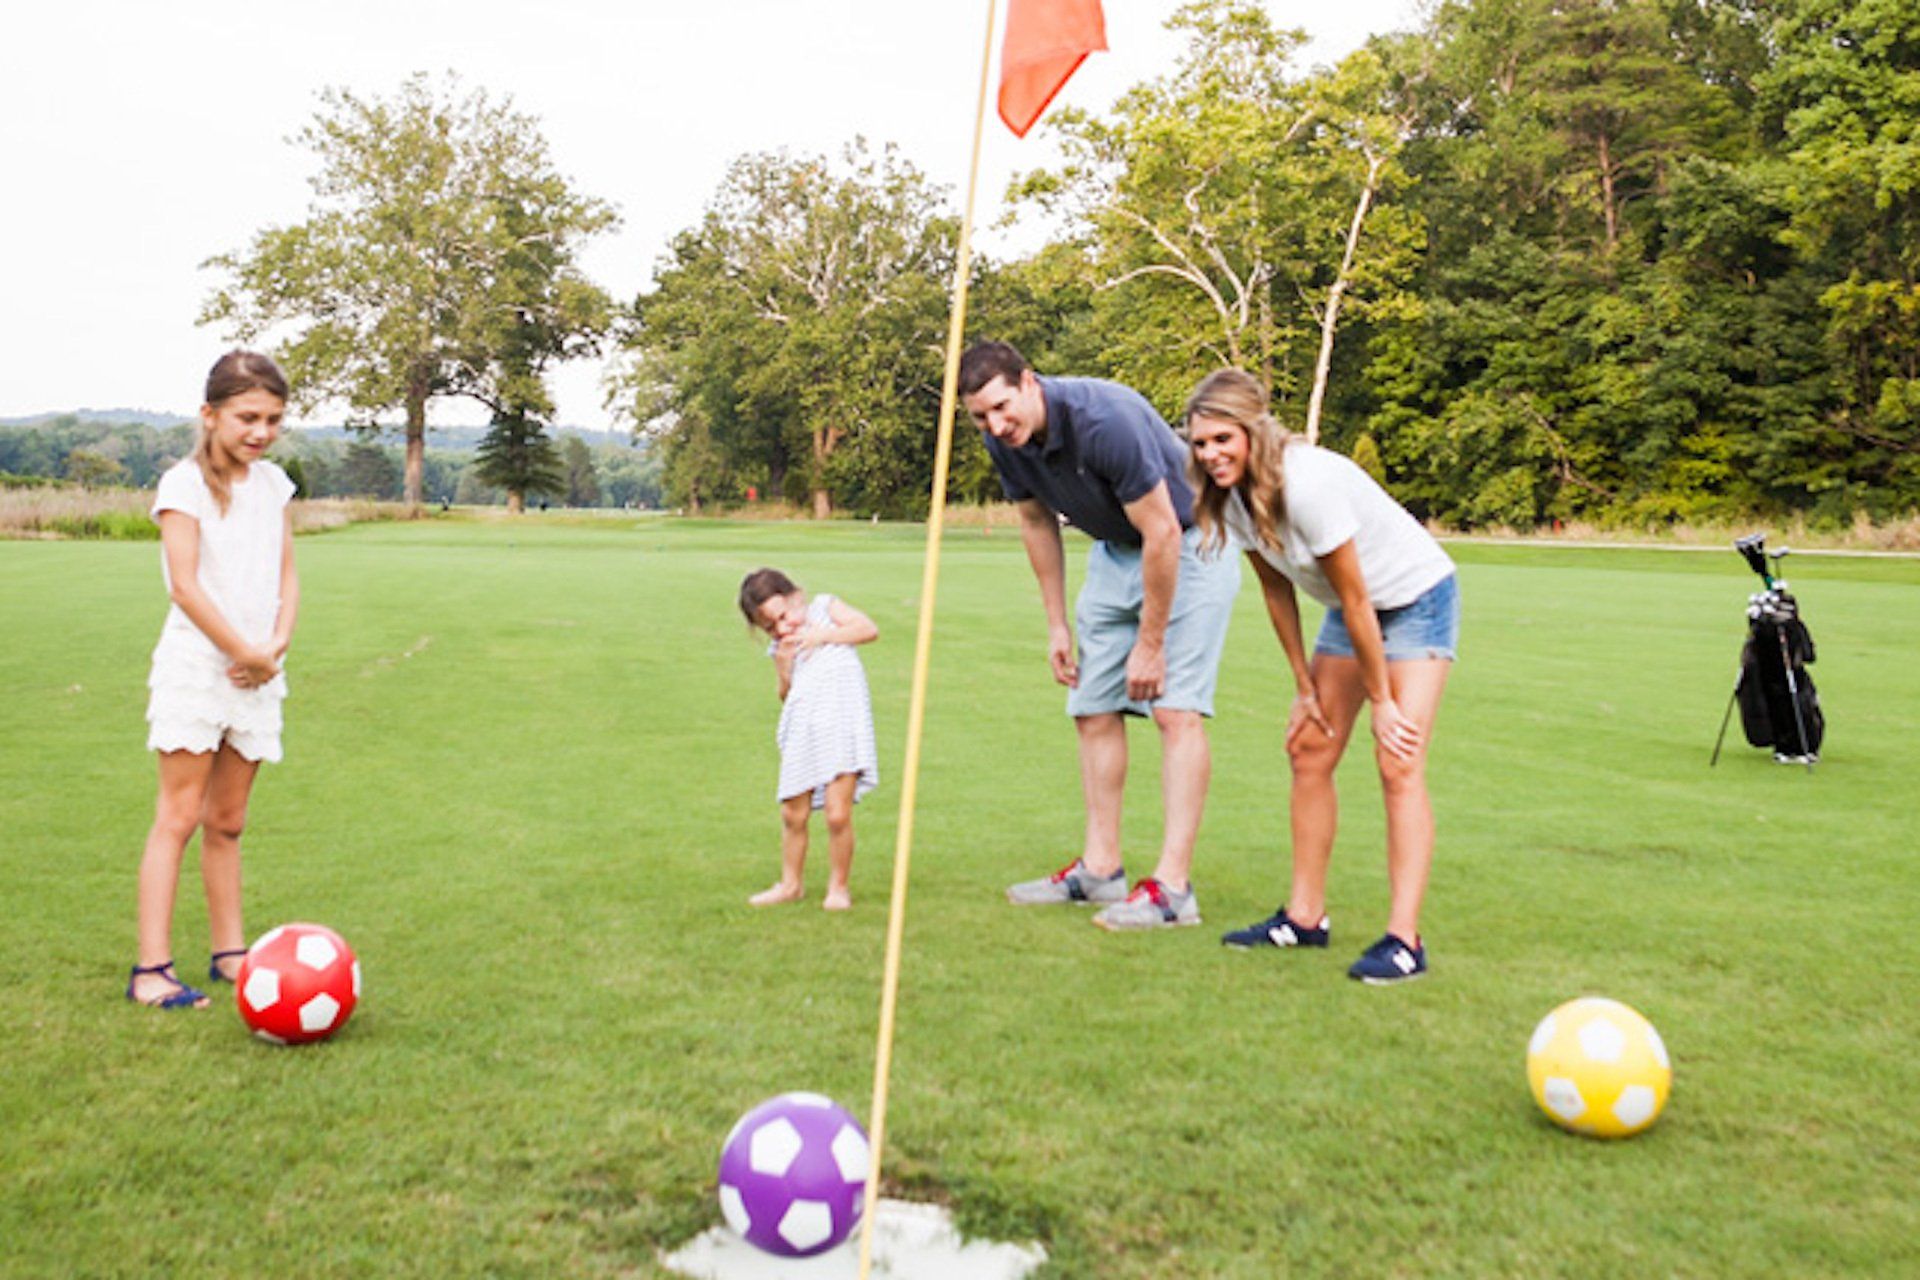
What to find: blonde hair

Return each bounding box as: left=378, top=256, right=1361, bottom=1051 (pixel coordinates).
left=196, top=350, right=288, bottom=515
left=1184, top=369, right=1297, bottom=554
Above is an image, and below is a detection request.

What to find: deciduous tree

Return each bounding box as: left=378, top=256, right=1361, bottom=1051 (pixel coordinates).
left=626, top=141, right=956, bottom=517
left=203, top=74, right=617, bottom=508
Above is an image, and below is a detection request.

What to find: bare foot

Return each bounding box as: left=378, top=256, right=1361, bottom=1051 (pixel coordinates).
left=749, top=882, right=804, bottom=906
left=822, top=887, right=852, bottom=912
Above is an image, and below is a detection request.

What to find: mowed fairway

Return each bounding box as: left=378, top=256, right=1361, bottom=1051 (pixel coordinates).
left=3, top=517, right=1917, bottom=1278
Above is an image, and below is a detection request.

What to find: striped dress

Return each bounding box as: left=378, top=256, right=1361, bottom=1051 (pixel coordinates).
left=772, top=594, right=880, bottom=808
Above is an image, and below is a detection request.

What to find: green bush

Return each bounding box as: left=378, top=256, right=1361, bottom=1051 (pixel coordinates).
left=41, top=510, right=158, bottom=541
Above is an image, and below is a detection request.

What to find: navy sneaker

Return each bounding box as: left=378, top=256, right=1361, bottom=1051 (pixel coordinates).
left=1347, top=933, right=1427, bottom=984
left=1221, top=906, right=1330, bottom=950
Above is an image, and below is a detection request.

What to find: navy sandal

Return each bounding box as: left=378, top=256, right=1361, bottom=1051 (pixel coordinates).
left=126, top=961, right=209, bottom=1009
left=208, top=949, right=249, bottom=983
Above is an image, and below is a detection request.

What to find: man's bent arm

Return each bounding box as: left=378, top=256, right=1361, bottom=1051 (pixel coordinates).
left=1122, top=481, right=1182, bottom=652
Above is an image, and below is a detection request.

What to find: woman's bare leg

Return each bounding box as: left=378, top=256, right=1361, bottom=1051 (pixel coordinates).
left=1377, top=659, right=1451, bottom=944
left=1284, top=655, right=1368, bottom=926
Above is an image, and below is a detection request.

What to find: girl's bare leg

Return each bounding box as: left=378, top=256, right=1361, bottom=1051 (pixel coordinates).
left=134, top=750, right=216, bottom=1005
left=200, top=743, right=262, bottom=978
left=821, top=773, right=858, bottom=910
left=751, top=793, right=813, bottom=905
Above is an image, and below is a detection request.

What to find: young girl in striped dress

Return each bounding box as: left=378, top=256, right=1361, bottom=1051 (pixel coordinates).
left=737, top=569, right=879, bottom=911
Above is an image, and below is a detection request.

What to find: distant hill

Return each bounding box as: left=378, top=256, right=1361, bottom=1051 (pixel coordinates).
left=285, top=424, right=639, bottom=452
left=0, top=413, right=638, bottom=453
left=0, top=409, right=194, bottom=429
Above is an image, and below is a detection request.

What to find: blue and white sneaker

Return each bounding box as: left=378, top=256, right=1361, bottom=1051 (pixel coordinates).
left=1221, top=906, right=1330, bottom=950
left=1347, top=933, right=1427, bottom=984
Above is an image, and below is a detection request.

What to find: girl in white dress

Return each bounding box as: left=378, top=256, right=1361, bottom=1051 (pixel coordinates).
left=129, top=352, right=300, bottom=1008
left=737, top=568, right=879, bottom=911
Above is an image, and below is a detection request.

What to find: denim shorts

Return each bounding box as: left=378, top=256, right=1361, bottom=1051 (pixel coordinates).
left=1315, top=573, right=1460, bottom=662
left=1070, top=528, right=1241, bottom=717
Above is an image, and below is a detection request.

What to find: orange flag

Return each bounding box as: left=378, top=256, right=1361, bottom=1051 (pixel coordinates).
left=998, top=0, right=1107, bottom=138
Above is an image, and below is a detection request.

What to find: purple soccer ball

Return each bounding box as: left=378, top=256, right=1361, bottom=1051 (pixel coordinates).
left=717, top=1093, right=870, bottom=1257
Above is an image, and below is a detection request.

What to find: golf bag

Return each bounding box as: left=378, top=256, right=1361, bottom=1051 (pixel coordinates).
left=1713, top=534, right=1823, bottom=768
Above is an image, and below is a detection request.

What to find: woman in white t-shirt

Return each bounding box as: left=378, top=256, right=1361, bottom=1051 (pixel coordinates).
left=129, top=351, right=300, bottom=1009
left=1185, top=370, right=1457, bottom=984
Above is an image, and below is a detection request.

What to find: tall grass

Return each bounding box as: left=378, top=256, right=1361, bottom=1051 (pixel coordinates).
left=0, top=485, right=416, bottom=540
left=1437, top=510, right=1920, bottom=552
left=0, top=485, right=155, bottom=539
left=290, top=498, right=415, bottom=534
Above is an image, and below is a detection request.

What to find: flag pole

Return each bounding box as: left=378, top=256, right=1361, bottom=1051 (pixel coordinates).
left=856, top=0, right=998, bottom=1275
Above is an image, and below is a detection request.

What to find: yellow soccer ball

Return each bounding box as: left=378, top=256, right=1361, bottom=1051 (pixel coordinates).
left=1526, top=997, right=1671, bottom=1138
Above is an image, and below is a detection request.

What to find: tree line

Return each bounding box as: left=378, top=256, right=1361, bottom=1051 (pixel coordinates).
left=0, top=417, right=662, bottom=510
left=197, top=0, right=1915, bottom=526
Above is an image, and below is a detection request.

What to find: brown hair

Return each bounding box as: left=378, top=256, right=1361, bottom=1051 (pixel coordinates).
left=195, top=350, right=289, bottom=515
left=1184, top=369, right=1297, bottom=555
left=958, top=341, right=1029, bottom=397
left=738, top=567, right=800, bottom=630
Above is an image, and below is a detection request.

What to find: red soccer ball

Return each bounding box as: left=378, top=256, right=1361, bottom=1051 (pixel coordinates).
left=236, top=923, right=361, bottom=1045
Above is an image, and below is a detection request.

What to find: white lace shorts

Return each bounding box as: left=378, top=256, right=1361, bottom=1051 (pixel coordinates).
left=146, top=648, right=287, bottom=763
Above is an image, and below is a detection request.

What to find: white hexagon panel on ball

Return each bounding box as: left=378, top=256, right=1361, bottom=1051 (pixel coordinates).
left=748, top=1118, right=804, bottom=1178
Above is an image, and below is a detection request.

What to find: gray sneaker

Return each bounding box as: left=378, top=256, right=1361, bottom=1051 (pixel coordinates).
left=1092, top=878, right=1200, bottom=931
left=1006, top=858, right=1128, bottom=905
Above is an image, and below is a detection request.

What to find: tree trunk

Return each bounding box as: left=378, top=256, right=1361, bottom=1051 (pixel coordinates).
left=507, top=489, right=525, bottom=514
left=1258, top=286, right=1276, bottom=394
left=404, top=384, right=428, bottom=511
left=810, top=426, right=834, bottom=519
left=1305, top=152, right=1384, bottom=445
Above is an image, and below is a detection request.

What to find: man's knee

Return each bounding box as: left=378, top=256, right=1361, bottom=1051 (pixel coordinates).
left=1152, top=707, right=1206, bottom=740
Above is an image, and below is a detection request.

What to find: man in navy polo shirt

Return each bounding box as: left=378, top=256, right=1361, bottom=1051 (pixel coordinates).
left=959, top=341, right=1240, bottom=930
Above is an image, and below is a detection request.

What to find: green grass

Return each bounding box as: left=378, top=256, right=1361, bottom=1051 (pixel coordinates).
left=3, top=518, right=1917, bottom=1278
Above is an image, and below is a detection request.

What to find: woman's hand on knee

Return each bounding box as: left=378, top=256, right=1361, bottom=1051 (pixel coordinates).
left=1285, top=687, right=1334, bottom=751
left=1370, top=697, right=1423, bottom=760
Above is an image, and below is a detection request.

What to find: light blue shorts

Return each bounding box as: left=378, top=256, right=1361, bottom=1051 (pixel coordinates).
left=1070, top=528, right=1241, bottom=718
left=1315, top=573, right=1460, bottom=662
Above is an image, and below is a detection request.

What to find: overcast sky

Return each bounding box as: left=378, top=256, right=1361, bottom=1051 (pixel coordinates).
left=0, top=0, right=1422, bottom=430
